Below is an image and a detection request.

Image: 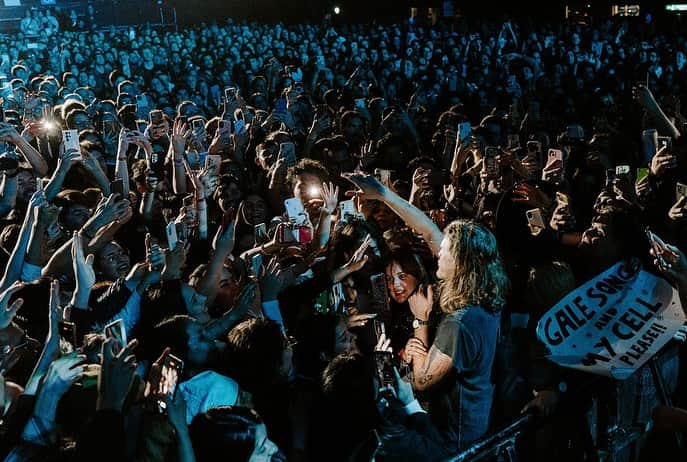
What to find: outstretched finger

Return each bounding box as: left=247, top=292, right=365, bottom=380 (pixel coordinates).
left=116, top=338, right=139, bottom=361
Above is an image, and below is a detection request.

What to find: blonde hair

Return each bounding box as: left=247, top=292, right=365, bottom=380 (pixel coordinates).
left=439, top=220, right=509, bottom=314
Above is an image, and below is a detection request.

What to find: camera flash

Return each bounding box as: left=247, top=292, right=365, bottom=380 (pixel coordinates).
left=308, top=186, right=320, bottom=197
left=42, top=120, right=55, bottom=131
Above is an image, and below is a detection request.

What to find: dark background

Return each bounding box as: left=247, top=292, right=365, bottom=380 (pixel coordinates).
left=0, top=0, right=685, bottom=30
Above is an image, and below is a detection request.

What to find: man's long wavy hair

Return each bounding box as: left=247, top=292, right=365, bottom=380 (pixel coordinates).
left=439, top=220, right=509, bottom=314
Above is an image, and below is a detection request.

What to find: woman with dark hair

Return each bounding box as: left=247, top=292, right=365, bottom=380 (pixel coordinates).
left=190, top=406, right=284, bottom=462
left=384, top=249, right=432, bottom=354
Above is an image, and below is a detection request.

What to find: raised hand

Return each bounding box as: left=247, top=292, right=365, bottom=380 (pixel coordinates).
left=212, top=207, right=239, bottom=254
left=0, top=281, right=24, bottom=329
left=259, top=257, right=291, bottom=301
left=171, top=119, right=192, bottom=158
left=320, top=182, right=339, bottom=215
left=650, top=145, right=677, bottom=177
left=97, top=338, right=138, bottom=411
left=41, top=353, right=86, bottom=397
left=408, top=284, right=433, bottom=321
left=71, top=232, right=96, bottom=305
left=669, top=196, right=687, bottom=222
left=343, top=172, right=386, bottom=201
left=333, top=234, right=371, bottom=283
left=511, top=183, right=553, bottom=209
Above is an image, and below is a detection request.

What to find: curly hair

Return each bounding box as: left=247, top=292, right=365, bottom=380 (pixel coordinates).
left=439, top=220, right=509, bottom=314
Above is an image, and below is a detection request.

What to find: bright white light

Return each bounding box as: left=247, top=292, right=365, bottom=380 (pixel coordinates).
left=308, top=186, right=321, bottom=197
left=666, top=4, right=687, bottom=11
left=42, top=120, right=56, bottom=131
left=333, top=6, right=341, bottom=14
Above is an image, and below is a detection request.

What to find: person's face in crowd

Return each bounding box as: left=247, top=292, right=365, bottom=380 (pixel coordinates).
left=437, top=235, right=457, bottom=281
left=65, top=76, right=78, bottom=91
left=293, top=173, right=323, bottom=204
left=579, top=212, right=623, bottom=260
left=181, top=283, right=209, bottom=321
left=184, top=318, right=214, bottom=366
left=16, top=170, right=36, bottom=204
left=649, top=50, right=659, bottom=64
left=97, top=241, right=130, bottom=280
left=342, top=116, right=365, bottom=146
left=676, top=51, right=686, bottom=68
left=63, top=204, right=91, bottom=231
left=370, top=49, right=379, bottom=63
left=324, top=147, right=355, bottom=174
left=385, top=261, right=420, bottom=304
left=72, top=113, right=93, bottom=131
left=242, top=194, right=268, bottom=226
left=215, top=179, right=243, bottom=212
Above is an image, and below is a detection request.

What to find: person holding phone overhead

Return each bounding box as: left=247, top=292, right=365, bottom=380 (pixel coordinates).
left=346, top=173, right=508, bottom=452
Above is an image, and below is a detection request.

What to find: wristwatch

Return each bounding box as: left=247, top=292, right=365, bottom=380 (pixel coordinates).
left=412, top=318, right=429, bottom=329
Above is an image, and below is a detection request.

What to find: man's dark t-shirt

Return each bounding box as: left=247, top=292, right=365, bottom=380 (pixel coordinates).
left=428, top=305, right=500, bottom=452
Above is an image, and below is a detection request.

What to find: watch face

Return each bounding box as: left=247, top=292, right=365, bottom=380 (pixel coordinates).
left=412, top=320, right=419, bottom=329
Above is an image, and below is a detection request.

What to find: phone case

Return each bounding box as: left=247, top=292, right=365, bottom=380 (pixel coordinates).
left=526, top=208, right=546, bottom=229
left=677, top=183, right=687, bottom=200
left=104, top=319, right=127, bottom=355
left=284, top=198, right=307, bottom=225
left=370, top=274, right=391, bottom=321
left=62, top=129, right=80, bottom=152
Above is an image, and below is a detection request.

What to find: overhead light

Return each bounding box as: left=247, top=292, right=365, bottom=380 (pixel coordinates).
left=333, top=6, right=341, bottom=14
left=666, top=4, right=687, bottom=11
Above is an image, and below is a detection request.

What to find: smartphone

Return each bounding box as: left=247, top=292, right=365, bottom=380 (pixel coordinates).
left=339, top=199, right=358, bottom=222
left=278, top=224, right=299, bottom=244
left=458, top=122, right=471, bottom=144
left=191, top=118, right=205, bottom=133
left=525, top=208, right=546, bottom=230
left=110, top=178, right=125, bottom=197
left=35, top=177, right=43, bottom=192
left=677, top=182, right=687, bottom=201
left=645, top=227, right=672, bottom=270
left=331, top=282, right=345, bottom=314
left=183, top=194, right=197, bottom=227
left=62, top=129, right=80, bottom=153
left=175, top=222, right=187, bottom=242
left=374, top=350, right=395, bottom=390
left=59, top=320, right=78, bottom=351
left=507, top=134, right=520, bottom=149
left=370, top=273, right=391, bottom=320
left=543, top=149, right=564, bottom=183
left=233, top=118, right=246, bottom=135
left=224, top=87, right=237, bottom=102
left=156, top=353, right=184, bottom=414
left=284, top=197, right=307, bottom=225
left=279, top=142, right=297, bottom=167
left=484, top=146, right=500, bottom=179
left=204, top=154, right=222, bottom=172
left=102, top=119, right=119, bottom=137
left=373, top=318, right=385, bottom=340
left=633, top=169, right=648, bottom=186
left=254, top=222, right=267, bottom=243
left=165, top=222, right=178, bottom=250
left=104, top=319, right=127, bottom=355
left=250, top=254, right=263, bottom=280
left=566, top=124, right=584, bottom=140
left=604, top=168, right=616, bottom=187
left=375, top=168, right=392, bottom=187
left=150, top=109, right=164, bottom=125
left=642, top=129, right=658, bottom=160
left=135, top=94, right=148, bottom=108
left=615, top=165, right=631, bottom=178
left=657, top=136, right=672, bottom=152
left=354, top=98, right=366, bottom=110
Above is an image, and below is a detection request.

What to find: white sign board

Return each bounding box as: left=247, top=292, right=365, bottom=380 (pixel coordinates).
left=536, top=260, right=685, bottom=380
